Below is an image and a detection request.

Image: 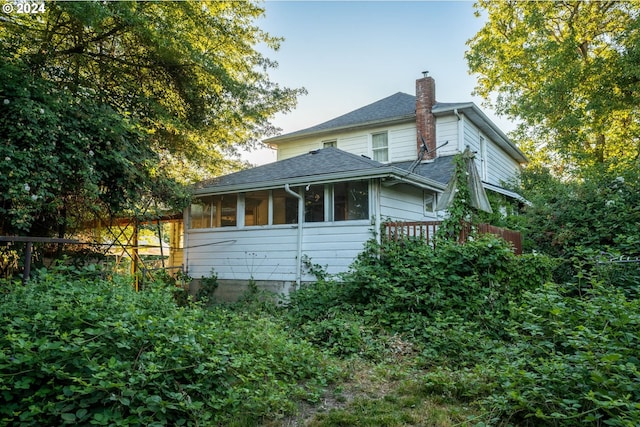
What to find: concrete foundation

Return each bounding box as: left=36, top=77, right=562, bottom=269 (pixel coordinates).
left=188, top=278, right=303, bottom=303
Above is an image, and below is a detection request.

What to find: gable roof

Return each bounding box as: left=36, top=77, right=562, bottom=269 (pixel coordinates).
left=265, top=92, right=527, bottom=163
left=193, top=147, right=446, bottom=195
left=265, top=92, right=416, bottom=143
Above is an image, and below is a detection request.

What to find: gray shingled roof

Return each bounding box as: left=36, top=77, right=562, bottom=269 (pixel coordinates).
left=266, top=92, right=416, bottom=142
left=392, top=155, right=456, bottom=185
left=195, top=147, right=385, bottom=190
left=194, top=147, right=456, bottom=194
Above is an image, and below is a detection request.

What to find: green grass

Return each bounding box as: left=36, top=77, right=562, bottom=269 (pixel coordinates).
left=270, top=359, right=482, bottom=427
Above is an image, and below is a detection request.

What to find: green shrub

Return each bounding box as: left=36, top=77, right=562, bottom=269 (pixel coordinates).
left=343, top=235, right=555, bottom=334
left=482, top=281, right=640, bottom=426
left=0, top=267, right=338, bottom=426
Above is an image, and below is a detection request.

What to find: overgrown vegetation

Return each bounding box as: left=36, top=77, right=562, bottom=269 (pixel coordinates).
left=0, top=266, right=338, bottom=426
left=2, top=228, right=638, bottom=426
left=286, top=235, right=640, bottom=426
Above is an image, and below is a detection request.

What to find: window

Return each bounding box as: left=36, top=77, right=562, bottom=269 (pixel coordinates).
left=190, top=182, right=370, bottom=229
left=334, top=181, right=368, bottom=220
left=189, top=195, right=236, bottom=228
left=323, top=139, right=337, bottom=148
left=244, top=191, right=269, bottom=226
left=190, top=196, right=214, bottom=229
left=304, top=184, right=325, bottom=222
left=424, top=192, right=437, bottom=213
left=479, top=137, right=488, bottom=180
left=273, top=189, right=299, bottom=225
left=372, top=132, right=388, bottom=162
left=218, top=194, right=237, bottom=227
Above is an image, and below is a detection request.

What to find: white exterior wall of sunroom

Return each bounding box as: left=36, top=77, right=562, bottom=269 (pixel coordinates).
left=183, top=177, right=442, bottom=287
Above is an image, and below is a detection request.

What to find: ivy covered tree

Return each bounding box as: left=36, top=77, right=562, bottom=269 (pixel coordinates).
left=0, top=0, right=302, bottom=235
left=466, top=1, right=640, bottom=176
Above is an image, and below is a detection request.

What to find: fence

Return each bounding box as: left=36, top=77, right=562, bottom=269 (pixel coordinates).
left=384, top=221, right=523, bottom=254
left=0, top=236, right=183, bottom=288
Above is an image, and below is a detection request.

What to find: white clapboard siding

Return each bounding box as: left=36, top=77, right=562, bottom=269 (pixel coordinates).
left=300, top=221, right=373, bottom=278
left=486, top=143, right=520, bottom=184
left=275, top=123, right=416, bottom=162
left=388, top=126, right=419, bottom=162
left=277, top=139, right=320, bottom=161
left=186, top=226, right=299, bottom=281
left=436, top=115, right=460, bottom=156
left=380, top=183, right=430, bottom=221
left=460, top=119, right=520, bottom=187
left=337, top=134, right=367, bottom=155
left=185, top=221, right=374, bottom=282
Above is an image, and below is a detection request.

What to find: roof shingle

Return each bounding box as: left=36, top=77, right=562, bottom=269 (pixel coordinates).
left=195, top=147, right=385, bottom=189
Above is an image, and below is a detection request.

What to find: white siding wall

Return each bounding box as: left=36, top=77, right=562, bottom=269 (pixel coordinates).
left=436, top=115, right=460, bottom=156
left=277, top=139, right=319, bottom=160
left=389, top=127, right=418, bottom=161
left=461, top=117, right=520, bottom=187
left=379, top=183, right=439, bottom=221
left=184, top=221, right=374, bottom=282
left=276, top=122, right=417, bottom=163
left=486, top=143, right=520, bottom=184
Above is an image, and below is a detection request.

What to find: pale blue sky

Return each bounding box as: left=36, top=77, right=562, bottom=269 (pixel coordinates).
left=245, top=0, right=510, bottom=164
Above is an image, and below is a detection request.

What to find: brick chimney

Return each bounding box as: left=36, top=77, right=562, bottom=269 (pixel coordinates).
left=416, top=72, right=436, bottom=160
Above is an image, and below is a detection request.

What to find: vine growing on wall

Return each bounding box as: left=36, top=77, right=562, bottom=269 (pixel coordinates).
left=437, top=153, right=474, bottom=242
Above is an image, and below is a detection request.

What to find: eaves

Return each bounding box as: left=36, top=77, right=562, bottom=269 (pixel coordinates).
left=264, top=114, right=415, bottom=145
left=192, top=166, right=445, bottom=196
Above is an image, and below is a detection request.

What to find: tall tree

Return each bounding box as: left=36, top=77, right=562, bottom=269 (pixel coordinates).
left=466, top=1, right=640, bottom=175
left=0, top=1, right=302, bottom=234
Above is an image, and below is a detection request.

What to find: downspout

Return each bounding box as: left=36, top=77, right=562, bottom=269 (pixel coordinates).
left=284, top=184, right=304, bottom=287
left=454, top=108, right=464, bottom=151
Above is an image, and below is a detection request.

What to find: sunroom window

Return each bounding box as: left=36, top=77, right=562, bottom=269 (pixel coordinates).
left=272, top=189, right=299, bottom=225
left=190, top=194, right=236, bottom=228
left=244, top=191, right=269, bottom=226
left=190, top=196, right=214, bottom=229
left=334, top=181, right=368, bottom=220
left=304, top=184, right=325, bottom=222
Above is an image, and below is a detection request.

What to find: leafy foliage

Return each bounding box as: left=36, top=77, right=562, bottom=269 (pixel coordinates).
left=484, top=281, right=640, bottom=426
left=287, top=236, right=555, bottom=362
left=436, top=152, right=473, bottom=241
left=0, top=0, right=302, bottom=234
left=0, top=267, right=337, bottom=426
left=0, top=57, right=188, bottom=234
left=467, top=1, right=640, bottom=175
left=287, top=230, right=638, bottom=426
left=512, top=165, right=640, bottom=284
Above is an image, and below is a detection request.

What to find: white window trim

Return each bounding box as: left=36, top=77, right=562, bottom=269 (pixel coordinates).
left=370, top=131, right=390, bottom=163
left=479, top=135, right=488, bottom=181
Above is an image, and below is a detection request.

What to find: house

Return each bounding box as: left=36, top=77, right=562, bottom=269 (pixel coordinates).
left=183, top=74, right=527, bottom=300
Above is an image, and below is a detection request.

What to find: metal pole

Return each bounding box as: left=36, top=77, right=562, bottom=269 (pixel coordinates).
left=22, top=241, right=32, bottom=284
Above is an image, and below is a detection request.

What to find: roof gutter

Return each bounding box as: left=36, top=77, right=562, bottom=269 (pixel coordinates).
left=193, top=167, right=445, bottom=196
left=284, top=184, right=304, bottom=287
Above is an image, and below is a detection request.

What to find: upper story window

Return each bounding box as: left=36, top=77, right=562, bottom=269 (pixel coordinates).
left=322, top=139, right=337, bottom=148
left=371, top=132, right=388, bottom=162
left=479, top=136, right=488, bottom=181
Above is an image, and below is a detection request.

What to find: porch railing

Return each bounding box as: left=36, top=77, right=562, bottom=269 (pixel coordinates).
left=384, top=221, right=522, bottom=255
